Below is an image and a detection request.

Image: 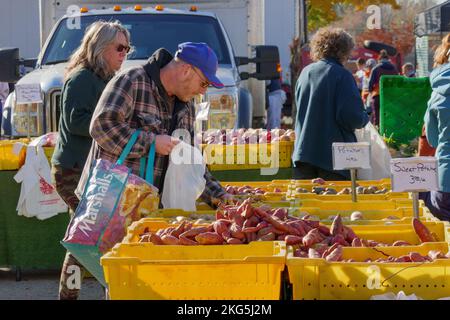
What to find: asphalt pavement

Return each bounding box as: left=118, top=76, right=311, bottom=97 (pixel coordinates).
left=0, top=268, right=105, bottom=300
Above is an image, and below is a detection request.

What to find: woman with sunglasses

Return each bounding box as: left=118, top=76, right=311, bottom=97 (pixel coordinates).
left=50, top=20, right=130, bottom=300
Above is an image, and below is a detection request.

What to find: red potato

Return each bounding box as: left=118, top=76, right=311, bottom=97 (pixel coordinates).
left=325, top=245, right=343, bottom=262
left=161, top=235, right=180, bottom=245
left=285, top=235, right=303, bottom=245
left=195, top=232, right=224, bottom=245
left=412, top=218, right=435, bottom=243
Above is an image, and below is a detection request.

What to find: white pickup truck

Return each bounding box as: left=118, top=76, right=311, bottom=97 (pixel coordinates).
left=0, top=4, right=279, bottom=137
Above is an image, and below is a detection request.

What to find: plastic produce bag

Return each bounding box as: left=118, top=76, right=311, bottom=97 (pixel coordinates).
left=61, top=130, right=158, bottom=286
left=355, top=122, right=391, bottom=180
left=162, top=141, right=206, bottom=211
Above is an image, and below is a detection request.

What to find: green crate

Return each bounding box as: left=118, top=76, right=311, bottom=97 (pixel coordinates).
left=379, top=76, right=432, bottom=145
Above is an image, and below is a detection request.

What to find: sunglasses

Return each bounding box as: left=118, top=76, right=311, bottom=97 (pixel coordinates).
left=116, top=44, right=131, bottom=53
left=191, top=66, right=210, bottom=88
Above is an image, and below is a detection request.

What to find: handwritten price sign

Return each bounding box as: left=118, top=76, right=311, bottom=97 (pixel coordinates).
left=332, top=142, right=371, bottom=170
left=15, top=83, right=42, bottom=104
left=390, top=157, right=438, bottom=192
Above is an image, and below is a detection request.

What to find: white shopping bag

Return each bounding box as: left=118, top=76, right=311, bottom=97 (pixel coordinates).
left=355, top=122, right=391, bottom=180
left=14, top=137, right=67, bottom=220
left=161, top=141, right=206, bottom=211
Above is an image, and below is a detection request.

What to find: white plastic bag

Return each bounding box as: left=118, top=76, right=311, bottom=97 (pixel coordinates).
left=355, top=122, right=391, bottom=180
left=161, top=141, right=206, bottom=211
left=14, top=136, right=67, bottom=220
left=370, top=291, right=423, bottom=300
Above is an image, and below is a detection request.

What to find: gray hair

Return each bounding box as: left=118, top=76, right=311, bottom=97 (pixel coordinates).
left=65, top=20, right=131, bottom=80
left=310, top=27, right=355, bottom=63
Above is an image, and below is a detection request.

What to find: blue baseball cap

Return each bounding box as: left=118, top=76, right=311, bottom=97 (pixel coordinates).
left=175, top=42, right=224, bottom=88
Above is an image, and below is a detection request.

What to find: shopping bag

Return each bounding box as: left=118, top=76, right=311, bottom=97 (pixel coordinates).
left=355, top=122, right=391, bottom=180
left=61, top=130, right=158, bottom=286
left=161, top=141, right=206, bottom=211
left=14, top=136, right=67, bottom=220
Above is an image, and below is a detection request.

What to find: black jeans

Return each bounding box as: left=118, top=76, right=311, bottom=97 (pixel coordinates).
left=292, top=161, right=348, bottom=181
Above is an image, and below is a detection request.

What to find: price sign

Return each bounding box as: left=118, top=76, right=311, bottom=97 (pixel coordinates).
left=332, top=142, right=371, bottom=170
left=390, top=157, right=438, bottom=192
left=15, top=83, right=43, bottom=104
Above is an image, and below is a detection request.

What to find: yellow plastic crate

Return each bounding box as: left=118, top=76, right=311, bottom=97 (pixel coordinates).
left=0, top=138, right=30, bottom=170
left=222, top=180, right=290, bottom=192
left=202, top=141, right=293, bottom=170
left=290, top=178, right=391, bottom=187
left=101, top=240, right=286, bottom=300
left=286, top=192, right=410, bottom=201
left=287, top=242, right=450, bottom=300
left=265, top=199, right=420, bottom=210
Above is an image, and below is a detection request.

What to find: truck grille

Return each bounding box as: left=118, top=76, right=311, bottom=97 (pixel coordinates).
left=48, top=90, right=61, bottom=132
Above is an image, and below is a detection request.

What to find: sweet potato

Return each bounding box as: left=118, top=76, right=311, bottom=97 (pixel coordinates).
left=246, top=232, right=257, bottom=243
left=179, top=236, right=198, bottom=246
left=287, top=221, right=307, bottom=237
left=312, top=243, right=329, bottom=256
left=308, top=248, right=321, bottom=258
left=330, top=215, right=344, bottom=236
left=325, top=245, right=343, bottom=262
left=317, top=225, right=331, bottom=237
left=272, top=208, right=288, bottom=221
left=258, top=232, right=276, bottom=241
left=343, top=226, right=357, bottom=243
left=195, top=232, right=224, bottom=245
left=322, top=243, right=339, bottom=259
left=304, top=220, right=320, bottom=229
left=312, top=178, right=326, bottom=185
left=243, top=215, right=260, bottom=229
left=169, top=221, right=187, bottom=238
left=412, top=218, right=435, bottom=243
left=213, top=219, right=230, bottom=235
left=230, top=223, right=246, bottom=240
left=394, top=255, right=412, bottom=262
left=351, top=238, right=363, bottom=247
left=180, top=226, right=209, bottom=239
left=277, top=234, right=287, bottom=240
left=226, top=238, right=243, bottom=245
left=294, top=249, right=308, bottom=258
left=161, top=235, right=180, bottom=245
left=428, top=250, right=446, bottom=260
left=392, top=240, right=411, bottom=246
left=331, top=234, right=349, bottom=246
left=285, top=235, right=303, bottom=245
left=257, top=226, right=273, bottom=238
left=302, top=228, right=323, bottom=247
left=409, top=252, right=427, bottom=262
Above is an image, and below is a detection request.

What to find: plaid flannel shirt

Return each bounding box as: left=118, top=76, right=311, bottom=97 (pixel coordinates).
left=76, top=49, right=226, bottom=206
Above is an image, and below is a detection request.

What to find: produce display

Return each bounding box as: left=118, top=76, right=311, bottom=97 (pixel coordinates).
left=196, top=128, right=295, bottom=145
left=138, top=202, right=440, bottom=259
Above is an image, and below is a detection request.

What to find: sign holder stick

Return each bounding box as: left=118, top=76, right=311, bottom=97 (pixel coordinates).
left=412, top=191, right=420, bottom=219
left=350, top=168, right=357, bottom=203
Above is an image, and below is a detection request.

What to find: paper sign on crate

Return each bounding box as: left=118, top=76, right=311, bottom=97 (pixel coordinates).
left=332, top=142, right=370, bottom=170
left=390, top=157, right=438, bottom=192
left=15, top=83, right=43, bottom=104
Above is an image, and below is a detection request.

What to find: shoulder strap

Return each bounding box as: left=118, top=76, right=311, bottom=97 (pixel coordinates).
left=116, top=129, right=142, bottom=165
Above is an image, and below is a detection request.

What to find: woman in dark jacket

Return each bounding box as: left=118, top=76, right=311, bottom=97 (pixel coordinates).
left=50, top=20, right=130, bottom=300
left=292, top=27, right=369, bottom=180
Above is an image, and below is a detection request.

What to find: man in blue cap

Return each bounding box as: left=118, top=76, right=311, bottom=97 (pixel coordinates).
left=77, top=42, right=232, bottom=208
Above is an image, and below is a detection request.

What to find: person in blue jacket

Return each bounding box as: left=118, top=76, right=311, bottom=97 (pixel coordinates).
left=423, top=33, right=450, bottom=222
left=292, top=27, right=369, bottom=180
